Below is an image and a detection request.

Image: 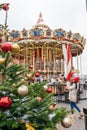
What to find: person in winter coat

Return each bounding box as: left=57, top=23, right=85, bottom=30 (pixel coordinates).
left=67, top=78, right=84, bottom=119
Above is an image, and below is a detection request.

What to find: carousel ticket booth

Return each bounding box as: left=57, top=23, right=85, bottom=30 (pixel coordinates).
left=4, top=13, right=86, bottom=101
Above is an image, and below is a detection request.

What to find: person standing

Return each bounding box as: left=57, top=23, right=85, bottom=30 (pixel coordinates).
left=67, top=78, right=84, bottom=119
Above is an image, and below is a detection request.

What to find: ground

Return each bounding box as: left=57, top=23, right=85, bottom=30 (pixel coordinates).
left=56, top=99, right=87, bottom=130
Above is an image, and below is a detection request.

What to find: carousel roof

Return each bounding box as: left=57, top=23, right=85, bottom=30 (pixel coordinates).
left=6, top=13, right=86, bottom=57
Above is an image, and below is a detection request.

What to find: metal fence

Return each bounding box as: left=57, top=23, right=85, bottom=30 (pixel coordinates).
left=48, top=80, right=87, bottom=103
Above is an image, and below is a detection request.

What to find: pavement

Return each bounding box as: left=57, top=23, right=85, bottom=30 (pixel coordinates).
left=56, top=99, right=87, bottom=130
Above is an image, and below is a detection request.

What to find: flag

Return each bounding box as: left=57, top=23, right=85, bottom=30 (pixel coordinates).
left=62, top=44, right=73, bottom=81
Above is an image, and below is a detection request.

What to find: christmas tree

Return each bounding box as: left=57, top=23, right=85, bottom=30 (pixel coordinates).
left=0, top=42, right=69, bottom=130
left=0, top=3, right=69, bottom=130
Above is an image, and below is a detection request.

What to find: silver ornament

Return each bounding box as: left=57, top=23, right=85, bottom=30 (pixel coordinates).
left=61, top=115, right=74, bottom=128
left=17, top=85, right=28, bottom=96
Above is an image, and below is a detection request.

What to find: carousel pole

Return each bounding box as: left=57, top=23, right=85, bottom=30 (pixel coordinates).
left=80, top=54, right=82, bottom=77
left=25, top=44, right=29, bottom=69
left=32, top=46, right=35, bottom=72
left=43, top=42, right=46, bottom=75
left=36, top=47, right=39, bottom=69
left=61, top=56, right=63, bottom=74
left=53, top=48, right=56, bottom=76
left=41, top=47, right=43, bottom=61
left=47, top=44, right=49, bottom=80
left=48, top=48, right=51, bottom=78
left=76, top=50, right=79, bottom=76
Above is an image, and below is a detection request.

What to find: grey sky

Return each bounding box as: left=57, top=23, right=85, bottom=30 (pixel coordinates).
left=0, top=0, right=87, bottom=75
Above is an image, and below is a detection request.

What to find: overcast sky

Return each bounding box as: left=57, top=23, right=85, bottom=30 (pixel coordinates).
left=0, top=0, right=87, bottom=75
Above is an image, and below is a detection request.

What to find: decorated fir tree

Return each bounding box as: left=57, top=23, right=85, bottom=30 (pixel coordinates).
left=0, top=42, right=70, bottom=130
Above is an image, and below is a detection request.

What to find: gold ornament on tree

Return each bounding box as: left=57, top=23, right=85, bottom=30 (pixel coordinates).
left=26, top=73, right=32, bottom=79
left=0, top=57, right=5, bottom=64
left=49, top=104, right=55, bottom=111
left=26, top=123, right=35, bottom=130
left=36, top=96, right=42, bottom=102
left=61, top=114, right=74, bottom=128
left=11, top=44, right=20, bottom=53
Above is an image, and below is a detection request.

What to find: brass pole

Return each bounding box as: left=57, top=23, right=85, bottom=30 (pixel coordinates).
left=77, top=50, right=79, bottom=76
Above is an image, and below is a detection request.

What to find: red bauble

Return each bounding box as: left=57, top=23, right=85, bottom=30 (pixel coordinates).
left=73, top=77, right=80, bottom=83
left=35, top=72, right=40, bottom=77
left=0, top=96, right=12, bottom=109
left=1, top=42, right=12, bottom=52
left=31, top=77, right=35, bottom=81
left=47, top=88, right=52, bottom=93
left=2, top=4, right=9, bottom=11
left=36, top=97, right=42, bottom=102
left=29, top=65, right=33, bottom=69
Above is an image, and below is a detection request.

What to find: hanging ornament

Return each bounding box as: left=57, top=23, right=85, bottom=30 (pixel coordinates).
left=0, top=57, right=5, bottom=64
left=17, top=85, right=28, bottom=96
left=26, top=73, right=32, bottom=79
left=47, top=87, right=52, bottom=93
left=29, top=65, right=33, bottom=69
left=1, top=42, right=12, bottom=52
left=11, top=44, right=20, bottom=53
left=2, top=3, right=9, bottom=11
left=31, top=77, right=35, bottom=81
left=26, top=123, right=35, bottom=130
left=49, top=105, right=54, bottom=111
left=0, top=96, right=12, bottom=109
left=36, top=96, right=42, bottom=102
left=61, top=115, right=74, bottom=128
left=43, top=85, right=48, bottom=91
left=35, top=72, right=40, bottom=77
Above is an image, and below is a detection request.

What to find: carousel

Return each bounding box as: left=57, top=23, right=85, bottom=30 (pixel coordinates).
left=0, top=12, right=86, bottom=80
